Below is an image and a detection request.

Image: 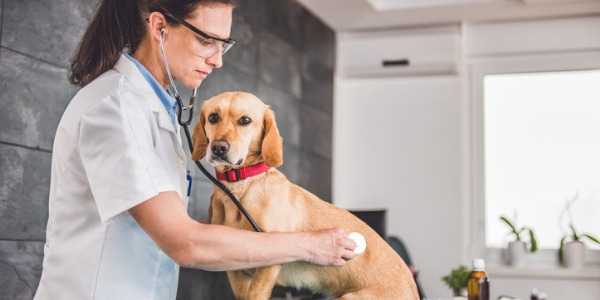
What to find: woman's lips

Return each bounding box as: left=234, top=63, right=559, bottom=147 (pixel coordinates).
left=196, top=70, right=209, bottom=79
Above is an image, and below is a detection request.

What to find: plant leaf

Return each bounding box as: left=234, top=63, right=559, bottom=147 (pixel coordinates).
left=570, top=223, right=580, bottom=240
left=500, top=215, right=518, bottom=235
left=528, top=228, right=538, bottom=253
left=516, top=228, right=526, bottom=241
left=559, top=236, right=567, bottom=264
left=441, top=265, right=470, bottom=290
left=583, top=233, right=600, bottom=245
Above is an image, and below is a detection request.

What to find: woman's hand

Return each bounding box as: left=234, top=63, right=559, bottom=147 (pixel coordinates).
left=304, top=228, right=357, bottom=266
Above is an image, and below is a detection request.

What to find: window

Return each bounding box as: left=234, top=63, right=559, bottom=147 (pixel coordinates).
left=484, top=70, right=600, bottom=250
left=469, top=53, right=600, bottom=266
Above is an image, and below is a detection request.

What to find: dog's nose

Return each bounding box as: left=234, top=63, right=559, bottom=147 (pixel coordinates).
left=211, top=139, right=230, bottom=157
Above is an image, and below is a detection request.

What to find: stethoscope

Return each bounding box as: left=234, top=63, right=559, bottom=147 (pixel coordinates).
left=159, top=28, right=263, bottom=232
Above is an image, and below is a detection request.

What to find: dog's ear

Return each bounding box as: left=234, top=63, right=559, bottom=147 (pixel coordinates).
left=261, top=107, right=283, bottom=167
left=191, top=108, right=208, bottom=161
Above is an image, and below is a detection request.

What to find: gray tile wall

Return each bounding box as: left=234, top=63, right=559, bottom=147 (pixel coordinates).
left=0, top=0, right=335, bottom=299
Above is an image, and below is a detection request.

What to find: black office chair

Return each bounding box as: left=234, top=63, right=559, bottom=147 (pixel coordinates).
left=386, top=236, right=427, bottom=299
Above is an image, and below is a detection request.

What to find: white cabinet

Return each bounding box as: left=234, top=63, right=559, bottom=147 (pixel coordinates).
left=337, top=26, right=459, bottom=78
left=465, top=16, right=600, bottom=57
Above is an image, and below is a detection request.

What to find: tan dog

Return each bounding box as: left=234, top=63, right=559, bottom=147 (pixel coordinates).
left=192, top=92, right=418, bottom=300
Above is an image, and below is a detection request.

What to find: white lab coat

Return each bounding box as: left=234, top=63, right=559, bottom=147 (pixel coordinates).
left=34, top=54, right=189, bottom=300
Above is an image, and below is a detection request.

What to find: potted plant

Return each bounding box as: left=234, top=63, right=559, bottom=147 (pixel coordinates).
left=442, top=265, right=470, bottom=297
left=559, top=223, right=600, bottom=268
left=557, top=193, right=600, bottom=268
left=500, top=215, right=538, bottom=266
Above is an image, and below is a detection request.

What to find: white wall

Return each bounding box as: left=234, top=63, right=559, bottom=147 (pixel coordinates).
left=333, top=15, right=600, bottom=300
left=334, top=76, right=463, bottom=297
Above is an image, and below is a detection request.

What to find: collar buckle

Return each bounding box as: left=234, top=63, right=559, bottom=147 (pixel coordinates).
left=225, top=169, right=242, bottom=182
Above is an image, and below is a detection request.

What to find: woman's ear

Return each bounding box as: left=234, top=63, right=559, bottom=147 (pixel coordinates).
left=191, top=109, right=208, bottom=161
left=261, top=107, right=283, bottom=167
left=147, top=11, right=169, bottom=42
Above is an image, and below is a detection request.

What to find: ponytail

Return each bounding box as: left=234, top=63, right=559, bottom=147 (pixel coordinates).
left=69, top=0, right=144, bottom=87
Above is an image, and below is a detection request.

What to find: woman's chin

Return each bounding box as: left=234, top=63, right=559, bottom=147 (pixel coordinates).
left=182, top=79, right=202, bottom=90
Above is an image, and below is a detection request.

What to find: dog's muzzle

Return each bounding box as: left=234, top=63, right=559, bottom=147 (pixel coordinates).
left=211, top=139, right=230, bottom=158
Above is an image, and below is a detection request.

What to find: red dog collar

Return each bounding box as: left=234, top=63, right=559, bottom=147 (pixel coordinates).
left=215, top=162, right=271, bottom=182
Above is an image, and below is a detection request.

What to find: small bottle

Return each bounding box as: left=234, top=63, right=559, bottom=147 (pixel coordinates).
left=531, top=288, right=539, bottom=300
left=468, top=258, right=490, bottom=300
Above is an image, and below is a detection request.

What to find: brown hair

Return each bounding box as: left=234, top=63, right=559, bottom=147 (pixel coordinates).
left=69, top=0, right=235, bottom=87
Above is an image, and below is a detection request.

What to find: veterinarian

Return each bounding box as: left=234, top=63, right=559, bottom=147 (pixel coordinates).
left=34, top=0, right=356, bottom=299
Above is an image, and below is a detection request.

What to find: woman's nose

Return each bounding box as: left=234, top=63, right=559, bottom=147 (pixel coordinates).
left=206, top=51, right=223, bottom=69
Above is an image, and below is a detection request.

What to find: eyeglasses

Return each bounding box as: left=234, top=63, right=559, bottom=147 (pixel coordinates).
left=163, top=12, right=236, bottom=58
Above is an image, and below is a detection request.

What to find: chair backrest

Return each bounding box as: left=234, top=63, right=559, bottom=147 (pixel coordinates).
left=386, top=236, right=413, bottom=266
left=349, top=209, right=387, bottom=238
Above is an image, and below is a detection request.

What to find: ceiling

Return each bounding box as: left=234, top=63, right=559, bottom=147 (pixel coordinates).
left=295, top=0, right=600, bottom=31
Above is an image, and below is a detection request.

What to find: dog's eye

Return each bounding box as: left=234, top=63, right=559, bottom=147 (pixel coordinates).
left=208, top=113, right=219, bottom=124
left=238, top=116, right=252, bottom=126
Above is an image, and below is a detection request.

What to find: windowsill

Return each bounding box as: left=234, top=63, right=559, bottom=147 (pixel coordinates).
left=488, top=265, right=600, bottom=280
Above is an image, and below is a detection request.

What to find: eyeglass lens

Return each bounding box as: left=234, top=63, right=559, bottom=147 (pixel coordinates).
left=185, top=34, right=233, bottom=58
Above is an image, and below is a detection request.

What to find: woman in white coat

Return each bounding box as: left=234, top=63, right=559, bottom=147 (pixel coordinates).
left=34, top=0, right=356, bottom=299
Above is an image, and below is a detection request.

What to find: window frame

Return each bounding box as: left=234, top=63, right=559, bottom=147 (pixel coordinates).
left=468, top=51, right=600, bottom=268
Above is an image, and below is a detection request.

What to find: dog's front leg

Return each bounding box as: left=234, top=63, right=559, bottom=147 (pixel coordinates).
left=227, top=270, right=252, bottom=300
left=209, top=195, right=224, bottom=224
left=246, top=265, right=283, bottom=300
